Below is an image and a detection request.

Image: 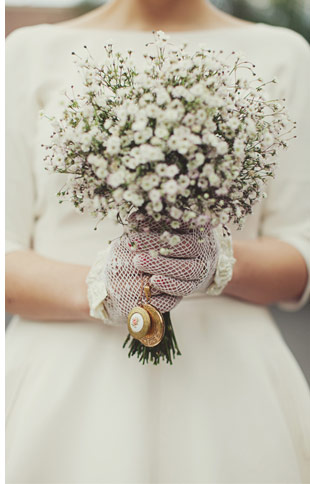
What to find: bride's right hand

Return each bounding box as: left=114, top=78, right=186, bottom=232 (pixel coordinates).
left=87, top=235, right=182, bottom=326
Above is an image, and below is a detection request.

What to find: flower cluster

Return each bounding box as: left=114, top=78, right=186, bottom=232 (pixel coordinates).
left=42, top=30, right=295, bottom=243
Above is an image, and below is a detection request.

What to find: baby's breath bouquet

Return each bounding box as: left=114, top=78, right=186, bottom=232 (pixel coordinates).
left=42, top=30, right=295, bottom=364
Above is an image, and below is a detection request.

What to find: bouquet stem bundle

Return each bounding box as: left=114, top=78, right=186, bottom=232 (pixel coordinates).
left=123, top=312, right=181, bottom=365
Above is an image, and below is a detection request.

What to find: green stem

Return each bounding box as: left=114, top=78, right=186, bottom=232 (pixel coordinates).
left=122, top=311, right=182, bottom=365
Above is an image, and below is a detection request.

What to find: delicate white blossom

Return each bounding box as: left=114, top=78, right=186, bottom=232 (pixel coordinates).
left=44, top=30, right=295, bottom=235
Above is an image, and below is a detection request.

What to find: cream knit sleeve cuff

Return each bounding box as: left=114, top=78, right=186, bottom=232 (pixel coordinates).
left=86, top=247, right=111, bottom=322
left=206, top=225, right=236, bottom=296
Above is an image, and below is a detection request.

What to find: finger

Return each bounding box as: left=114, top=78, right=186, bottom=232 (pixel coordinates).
left=126, top=231, right=207, bottom=258
left=149, top=294, right=182, bottom=313
left=150, top=274, right=196, bottom=297
left=133, top=252, right=206, bottom=280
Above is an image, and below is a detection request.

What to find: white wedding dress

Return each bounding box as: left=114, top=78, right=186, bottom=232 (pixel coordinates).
left=5, top=22, right=310, bottom=483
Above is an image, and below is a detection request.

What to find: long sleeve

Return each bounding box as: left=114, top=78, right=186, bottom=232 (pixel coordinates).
left=258, top=30, right=310, bottom=311
left=5, top=27, right=39, bottom=254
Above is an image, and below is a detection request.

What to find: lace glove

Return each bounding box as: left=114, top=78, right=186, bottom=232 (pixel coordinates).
left=86, top=217, right=236, bottom=324
left=86, top=238, right=181, bottom=326
left=129, top=213, right=219, bottom=297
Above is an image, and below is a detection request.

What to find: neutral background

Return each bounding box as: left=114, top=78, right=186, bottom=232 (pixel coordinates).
left=5, top=0, right=310, bottom=384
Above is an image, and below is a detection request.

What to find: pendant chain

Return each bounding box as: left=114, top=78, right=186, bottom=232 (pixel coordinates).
left=138, top=274, right=151, bottom=306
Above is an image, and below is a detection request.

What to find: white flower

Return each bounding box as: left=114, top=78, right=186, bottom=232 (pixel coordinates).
left=169, top=234, right=181, bottom=246
left=171, top=220, right=181, bottom=229
left=262, top=132, right=274, bottom=146
left=81, top=103, right=94, bottom=117
left=87, top=153, right=107, bottom=168
left=203, top=120, right=217, bottom=133
left=155, top=126, right=169, bottom=139
left=164, top=109, right=179, bottom=122
left=141, top=176, right=153, bottom=191
left=233, top=138, right=245, bottom=160
left=170, top=207, right=182, bottom=219
left=140, top=145, right=165, bottom=162
left=203, top=132, right=219, bottom=147
left=196, top=109, right=207, bottom=123
left=155, top=163, right=167, bottom=177
left=160, top=231, right=171, bottom=243
left=126, top=102, right=139, bottom=116
left=208, top=172, right=220, bottom=187
left=123, top=189, right=134, bottom=202
left=178, top=175, right=190, bottom=188
left=131, top=193, right=144, bottom=207
left=95, top=165, right=109, bottom=178
left=150, top=136, right=165, bottom=148
left=107, top=169, right=125, bottom=188
left=183, top=210, right=197, bottom=222
left=198, top=178, right=208, bottom=189
left=165, top=164, right=179, bottom=178
left=149, top=173, right=160, bottom=186
left=217, top=141, right=229, bottom=155
left=166, top=193, right=177, bottom=203
left=219, top=211, right=229, bottom=224
left=190, top=83, right=205, bottom=97
left=149, top=188, right=161, bottom=202
left=194, top=152, right=205, bottom=167
left=80, top=132, right=93, bottom=151
left=183, top=113, right=195, bottom=126
left=106, top=136, right=121, bottom=155
left=167, top=135, right=180, bottom=151
left=152, top=200, right=163, bottom=212
left=156, top=89, right=171, bottom=105
left=177, top=140, right=191, bottom=155
left=145, top=103, right=160, bottom=118
left=196, top=214, right=209, bottom=226
left=132, top=119, right=148, bottom=131
left=172, top=86, right=187, bottom=98
left=191, top=124, right=202, bottom=134
left=159, top=247, right=171, bottom=256
left=245, top=118, right=257, bottom=137
left=134, top=127, right=153, bottom=144
left=95, top=95, right=107, bottom=108
left=216, top=186, right=228, bottom=196
left=162, top=179, right=178, bottom=195
left=113, top=188, right=124, bottom=203
left=156, top=30, right=170, bottom=41
left=227, top=117, right=240, bottom=131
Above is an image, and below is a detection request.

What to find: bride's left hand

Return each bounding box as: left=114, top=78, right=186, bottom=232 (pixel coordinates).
left=129, top=222, right=219, bottom=297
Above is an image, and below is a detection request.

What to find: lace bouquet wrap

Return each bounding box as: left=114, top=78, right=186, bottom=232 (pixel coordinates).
left=42, top=31, right=295, bottom=364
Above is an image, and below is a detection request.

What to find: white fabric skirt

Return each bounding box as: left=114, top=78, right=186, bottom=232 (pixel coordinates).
left=6, top=294, right=310, bottom=483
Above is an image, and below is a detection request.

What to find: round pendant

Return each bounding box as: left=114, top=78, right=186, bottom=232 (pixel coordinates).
left=127, top=307, right=151, bottom=339
left=139, top=304, right=165, bottom=347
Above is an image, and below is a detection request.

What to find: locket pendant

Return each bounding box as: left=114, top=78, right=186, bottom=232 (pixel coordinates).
left=139, top=303, right=165, bottom=347
left=127, top=278, right=165, bottom=347
left=127, top=306, right=151, bottom=339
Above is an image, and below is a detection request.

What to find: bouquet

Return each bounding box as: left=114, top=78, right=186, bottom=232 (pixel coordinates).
left=41, top=30, right=295, bottom=365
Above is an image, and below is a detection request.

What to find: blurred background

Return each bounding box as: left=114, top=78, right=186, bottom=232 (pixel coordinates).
left=5, top=0, right=310, bottom=384
left=5, top=0, right=310, bottom=40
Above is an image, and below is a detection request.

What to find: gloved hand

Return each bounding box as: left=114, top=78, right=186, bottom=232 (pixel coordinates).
left=99, top=234, right=182, bottom=326
left=127, top=212, right=219, bottom=298
left=86, top=212, right=220, bottom=326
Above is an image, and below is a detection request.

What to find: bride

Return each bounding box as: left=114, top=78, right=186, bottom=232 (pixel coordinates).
left=5, top=0, right=310, bottom=482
